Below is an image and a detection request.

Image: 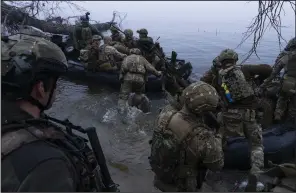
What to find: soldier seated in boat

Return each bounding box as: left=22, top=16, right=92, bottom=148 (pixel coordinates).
left=85, top=35, right=102, bottom=72
left=136, top=28, right=162, bottom=70
left=97, top=36, right=127, bottom=72
left=110, top=26, right=124, bottom=43
left=112, top=29, right=138, bottom=55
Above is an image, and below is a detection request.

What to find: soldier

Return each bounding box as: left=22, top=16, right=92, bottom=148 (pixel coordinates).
left=98, top=36, right=127, bottom=71
left=1, top=34, right=111, bottom=191
left=216, top=49, right=264, bottom=175
left=110, top=26, right=124, bottom=43
left=149, top=81, right=224, bottom=192
left=122, top=29, right=138, bottom=49
left=259, top=37, right=296, bottom=124
left=86, top=35, right=102, bottom=71
left=136, top=28, right=161, bottom=69
left=200, top=56, right=222, bottom=90
left=118, top=48, right=162, bottom=114
left=73, top=15, right=103, bottom=51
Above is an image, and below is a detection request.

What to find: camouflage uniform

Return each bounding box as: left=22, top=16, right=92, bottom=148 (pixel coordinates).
left=118, top=48, right=161, bottom=113
left=200, top=56, right=221, bottom=89
left=73, top=18, right=103, bottom=50
left=217, top=49, right=264, bottom=174
left=1, top=35, right=103, bottom=192
left=136, top=28, right=161, bottom=68
left=260, top=38, right=296, bottom=123
left=110, top=26, right=124, bottom=43
left=98, top=36, right=127, bottom=71
left=80, top=35, right=101, bottom=71
left=122, top=29, right=138, bottom=49
left=149, top=81, right=224, bottom=192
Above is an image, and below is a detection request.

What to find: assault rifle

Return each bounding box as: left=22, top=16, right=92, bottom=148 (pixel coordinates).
left=44, top=115, right=119, bottom=192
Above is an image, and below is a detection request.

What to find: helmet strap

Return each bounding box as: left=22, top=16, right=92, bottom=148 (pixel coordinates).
left=26, top=77, right=58, bottom=112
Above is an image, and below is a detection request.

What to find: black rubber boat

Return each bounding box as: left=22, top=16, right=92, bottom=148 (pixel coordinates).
left=65, top=60, right=163, bottom=92
left=224, top=124, right=296, bottom=170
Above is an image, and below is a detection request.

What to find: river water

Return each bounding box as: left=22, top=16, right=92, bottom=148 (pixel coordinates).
left=46, top=1, right=294, bottom=192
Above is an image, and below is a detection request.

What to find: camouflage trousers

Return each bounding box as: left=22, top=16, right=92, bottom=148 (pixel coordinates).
left=118, top=80, right=145, bottom=114
left=153, top=175, right=201, bottom=192
left=275, top=92, right=296, bottom=125
left=220, top=108, right=264, bottom=172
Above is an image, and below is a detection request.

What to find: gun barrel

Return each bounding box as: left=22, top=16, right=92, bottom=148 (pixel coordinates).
left=85, top=127, right=117, bottom=191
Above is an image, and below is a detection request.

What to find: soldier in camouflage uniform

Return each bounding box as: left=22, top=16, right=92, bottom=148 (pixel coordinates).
left=110, top=26, right=124, bottom=43
left=136, top=28, right=161, bottom=69
left=122, top=29, right=138, bottom=49
left=200, top=56, right=222, bottom=90
left=80, top=35, right=102, bottom=71
left=259, top=37, right=296, bottom=124
left=149, top=81, right=224, bottom=192
left=98, top=36, right=127, bottom=71
left=73, top=16, right=103, bottom=51
left=118, top=48, right=162, bottom=114
left=217, top=49, right=264, bottom=175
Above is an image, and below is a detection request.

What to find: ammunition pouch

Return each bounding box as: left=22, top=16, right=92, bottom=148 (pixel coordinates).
left=282, top=75, right=296, bottom=96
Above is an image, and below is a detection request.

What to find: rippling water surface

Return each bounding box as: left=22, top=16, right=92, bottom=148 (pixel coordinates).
left=46, top=2, right=294, bottom=191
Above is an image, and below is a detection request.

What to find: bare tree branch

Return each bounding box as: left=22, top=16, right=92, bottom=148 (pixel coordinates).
left=236, top=1, right=295, bottom=64
left=1, top=1, right=120, bottom=35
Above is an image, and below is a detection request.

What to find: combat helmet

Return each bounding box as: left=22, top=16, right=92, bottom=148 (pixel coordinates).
left=181, top=81, right=219, bottom=114
left=285, top=37, right=296, bottom=51
left=124, top=29, right=133, bottom=37
left=136, top=28, right=148, bottom=35
left=92, top=35, right=102, bottom=41
left=2, top=36, right=68, bottom=108
left=129, top=48, right=141, bottom=55
left=218, top=48, right=238, bottom=66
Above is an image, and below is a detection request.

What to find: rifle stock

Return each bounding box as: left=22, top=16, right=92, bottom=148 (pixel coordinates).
left=45, top=115, right=119, bottom=192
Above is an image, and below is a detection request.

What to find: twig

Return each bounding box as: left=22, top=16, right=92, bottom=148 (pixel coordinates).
left=237, top=1, right=293, bottom=64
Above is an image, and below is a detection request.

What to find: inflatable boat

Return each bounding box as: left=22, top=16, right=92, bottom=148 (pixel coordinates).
left=224, top=124, right=296, bottom=170
left=65, top=60, right=163, bottom=92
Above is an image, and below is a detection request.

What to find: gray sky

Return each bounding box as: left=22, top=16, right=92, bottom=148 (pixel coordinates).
left=61, top=1, right=294, bottom=25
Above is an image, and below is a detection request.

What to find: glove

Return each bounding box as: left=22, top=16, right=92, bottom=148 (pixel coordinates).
left=157, top=71, right=162, bottom=77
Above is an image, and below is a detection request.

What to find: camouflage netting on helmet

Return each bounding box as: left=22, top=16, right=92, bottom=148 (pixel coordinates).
left=137, top=28, right=148, bottom=35
left=2, top=37, right=67, bottom=68
left=124, top=29, right=133, bottom=37
left=218, top=49, right=238, bottom=63
left=285, top=37, right=296, bottom=51
left=181, top=81, right=219, bottom=114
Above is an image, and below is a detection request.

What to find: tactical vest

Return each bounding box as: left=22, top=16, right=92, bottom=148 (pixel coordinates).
left=219, top=65, right=254, bottom=103
left=149, top=110, right=204, bottom=185
left=1, top=120, right=101, bottom=192
left=98, top=45, right=109, bottom=63
left=81, top=27, right=92, bottom=42
left=122, top=55, right=146, bottom=75
left=123, top=38, right=136, bottom=49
